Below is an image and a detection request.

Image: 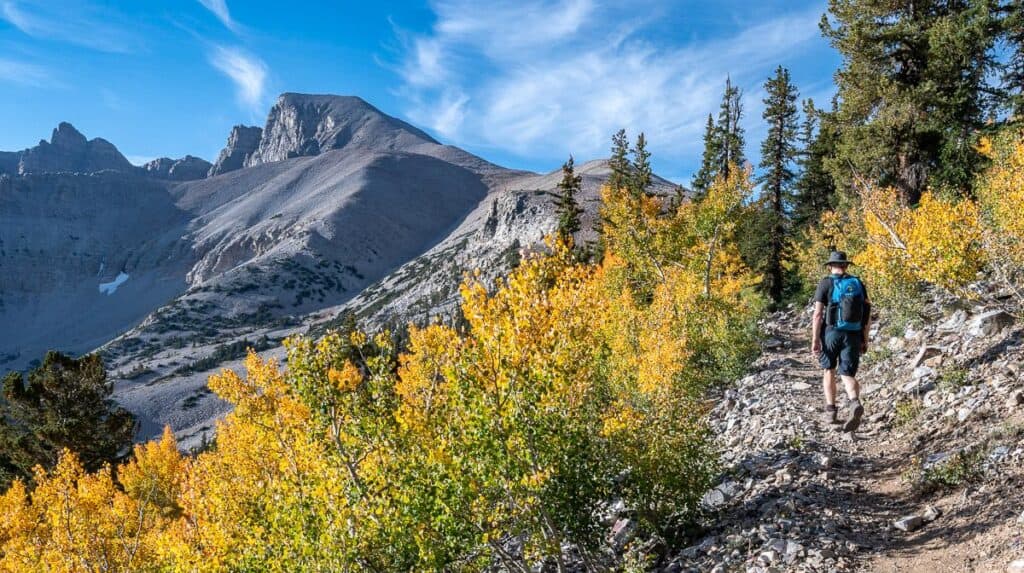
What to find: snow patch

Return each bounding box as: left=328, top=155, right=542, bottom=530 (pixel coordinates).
left=99, top=272, right=129, bottom=295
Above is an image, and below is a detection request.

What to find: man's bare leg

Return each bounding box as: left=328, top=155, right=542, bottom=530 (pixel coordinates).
left=840, top=375, right=859, bottom=400
left=822, top=369, right=839, bottom=424
left=823, top=368, right=837, bottom=405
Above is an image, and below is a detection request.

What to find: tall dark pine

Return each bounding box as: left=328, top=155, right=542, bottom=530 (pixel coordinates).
left=823, top=0, right=1002, bottom=201
left=793, top=99, right=838, bottom=229
left=757, top=66, right=800, bottom=305
left=1004, top=0, right=1024, bottom=119
left=0, top=352, right=136, bottom=488
left=630, top=132, right=653, bottom=197
left=692, top=114, right=719, bottom=197
left=692, top=78, right=746, bottom=199
left=555, top=155, right=584, bottom=243
left=608, top=129, right=631, bottom=191
left=716, top=76, right=746, bottom=179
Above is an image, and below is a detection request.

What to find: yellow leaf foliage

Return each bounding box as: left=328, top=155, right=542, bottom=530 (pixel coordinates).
left=976, top=127, right=1024, bottom=299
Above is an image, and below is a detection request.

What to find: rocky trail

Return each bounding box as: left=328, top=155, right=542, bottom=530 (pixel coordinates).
left=664, top=303, right=1024, bottom=572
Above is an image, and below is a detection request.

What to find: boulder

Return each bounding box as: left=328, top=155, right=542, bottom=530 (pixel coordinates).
left=968, top=310, right=1015, bottom=337
left=922, top=505, right=942, bottom=523
left=893, top=515, right=923, bottom=532
left=1007, top=391, right=1024, bottom=409
left=912, top=365, right=936, bottom=380
left=608, top=518, right=636, bottom=549
left=912, top=346, right=945, bottom=368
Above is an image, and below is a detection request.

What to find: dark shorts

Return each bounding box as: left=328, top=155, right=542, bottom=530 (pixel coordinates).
left=819, top=328, right=862, bottom=377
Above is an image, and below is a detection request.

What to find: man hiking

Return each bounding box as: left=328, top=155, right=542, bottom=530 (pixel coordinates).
left=811, top=251, right=872, bottom=432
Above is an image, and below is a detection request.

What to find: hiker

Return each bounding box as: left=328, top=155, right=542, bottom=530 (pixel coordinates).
left=811, top=251, right=872, bottom=432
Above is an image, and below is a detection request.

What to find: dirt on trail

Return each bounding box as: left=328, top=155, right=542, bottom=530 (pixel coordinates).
left=666, top=305, right=1024, bottom=573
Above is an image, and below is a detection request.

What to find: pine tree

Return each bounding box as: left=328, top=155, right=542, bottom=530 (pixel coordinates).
left=793, top=99, right=838, bottom=229
left=757, top=66, right=800, bottom=305
left=554, top=155, right=584, bottom=243
left=822, top=0, right=1002, bottom=201
left=608, top=128, right=630, bottom=191
left=1003, top=0, right=1024, bottom=119
left=693, top=78, right=746, bottom=201
left=692, top=114, right=719, bottom=197
left=630, top=132, right=653, bottom=197
left=717, top=76, right=746, bottom=179
left=0, top=352, right=136, bottom=488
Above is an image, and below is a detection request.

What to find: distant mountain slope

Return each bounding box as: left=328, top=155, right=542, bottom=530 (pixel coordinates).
left=0, top=93, right=688, bottom=448
left=0, top=171, right=192, bottom=369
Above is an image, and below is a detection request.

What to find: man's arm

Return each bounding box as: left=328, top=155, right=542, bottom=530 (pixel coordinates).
left=812, top=301, right=825, bottom=355
left=860, top=295, right=872, bottom=352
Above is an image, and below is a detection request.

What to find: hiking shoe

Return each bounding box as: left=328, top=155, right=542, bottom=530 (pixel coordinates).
left=824, top=405, right=839, bottom=425
left=843, top=399, right=864, bottom=432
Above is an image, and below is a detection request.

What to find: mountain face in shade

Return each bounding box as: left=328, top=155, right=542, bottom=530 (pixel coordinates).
left=14, top=122, right=134, bottom=175
left=208, top=125, right=262, bottom=176
left=0, top=92, right=687, bottom=450
left=143, top=155, right=212, bottom=181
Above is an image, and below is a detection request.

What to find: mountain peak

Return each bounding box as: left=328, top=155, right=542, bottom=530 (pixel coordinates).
left=17, top=123, right=132, bottom=175
left=242, top=93, right=439, bottom=168
left=209, top=125, right=263, bottom=176
left=50, top=122, right=88, bottom=149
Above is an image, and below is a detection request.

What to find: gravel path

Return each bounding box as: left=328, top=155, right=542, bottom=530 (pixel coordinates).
left=665, top=306, right=1024, bottom=573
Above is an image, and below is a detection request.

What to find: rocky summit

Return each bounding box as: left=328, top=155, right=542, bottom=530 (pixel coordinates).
left=208, top=125, right=262, bottom=176
left=0, top=92, right=681, bottom=449
left=143, top=155, right=212, bottom=181
left=4, top=122, right=135, bottom=175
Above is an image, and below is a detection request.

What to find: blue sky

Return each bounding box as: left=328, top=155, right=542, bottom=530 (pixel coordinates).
left=0, top=0, right=840, bottom=182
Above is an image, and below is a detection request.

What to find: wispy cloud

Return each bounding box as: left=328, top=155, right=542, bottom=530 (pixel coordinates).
left=0, top=57, right=55, bottom=87
left=197, top=0, right=239, bottom=33
left=392, top=0, right=826, bottom=176
left=209, top=45, right=267, bottom=110
left=0, top=1, right=142, bottom=53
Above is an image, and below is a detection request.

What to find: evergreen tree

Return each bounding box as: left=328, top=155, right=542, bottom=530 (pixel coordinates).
left=757, top=66, right=800, bottom=305
left=1003, top=0, right=1024, bottom=118
left=693, top=78, right=746, bottom=200
left=716, top=75, right=746, bottom=179
left=631, top=132, right=653, bottom=197
left=554, top=155, right=584, bottom=243
left=793, top=99, right=838, bottom=229
left=608, top=128, right=631, bottom=191
left=0, top=352, right=136, bottom=488
left=692, top=114, right=719, bottom=197
left=822, top=0, right=1002, bottom=201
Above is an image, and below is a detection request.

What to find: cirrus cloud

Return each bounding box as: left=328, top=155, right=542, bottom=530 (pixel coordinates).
left=209, top=45, right=268, bottom=110
left=393, top=0, right=829, bottom=179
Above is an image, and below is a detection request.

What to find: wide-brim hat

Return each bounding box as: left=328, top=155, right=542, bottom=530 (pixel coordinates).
left=823, top=251, right=854, bottom=266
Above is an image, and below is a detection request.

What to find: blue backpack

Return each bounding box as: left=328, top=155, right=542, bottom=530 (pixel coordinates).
left=830, top=275, right=865, bottom=331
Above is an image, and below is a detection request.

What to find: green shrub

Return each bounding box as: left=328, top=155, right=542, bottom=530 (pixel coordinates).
left=906, top=449, right=985, bottom=494
left=937, top=365, right=969, bottom=392
left=894, top=399, right=923, bottom=428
